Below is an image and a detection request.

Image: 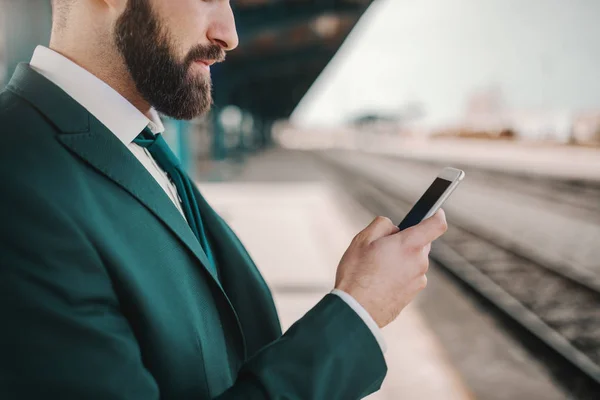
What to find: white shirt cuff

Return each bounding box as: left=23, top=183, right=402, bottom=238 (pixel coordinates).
left=330, top=289, right=387, bottom=354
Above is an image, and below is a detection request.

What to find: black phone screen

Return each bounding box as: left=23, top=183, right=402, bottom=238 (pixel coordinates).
left=397, top=178, right=452, bottom=231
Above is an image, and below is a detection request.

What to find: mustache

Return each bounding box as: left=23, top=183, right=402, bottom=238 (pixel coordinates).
left=185, top=44, right=227, bottom=66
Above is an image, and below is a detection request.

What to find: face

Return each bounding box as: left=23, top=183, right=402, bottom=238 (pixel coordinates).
left=114, top=0, right=238, bottom=120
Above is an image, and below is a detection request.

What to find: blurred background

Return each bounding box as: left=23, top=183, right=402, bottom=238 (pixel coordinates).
left=2, top=0, right=600, bottom=398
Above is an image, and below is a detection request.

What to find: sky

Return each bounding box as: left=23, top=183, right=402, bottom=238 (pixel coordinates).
left=291, top=0, right=600, bottom=128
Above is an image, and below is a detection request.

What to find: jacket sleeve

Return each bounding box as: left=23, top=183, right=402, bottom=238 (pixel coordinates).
left=0, top=182, right=386, bottom=400
left=216, top=294, right=387, bottom=399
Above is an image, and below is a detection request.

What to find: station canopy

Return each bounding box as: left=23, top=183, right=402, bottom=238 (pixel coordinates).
left=213, top=0, right=375, bottom=120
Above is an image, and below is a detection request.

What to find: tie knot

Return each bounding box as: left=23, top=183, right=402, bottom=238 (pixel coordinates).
left=133, top=128, right=182, bottom=171
left=133, top=127, right=158, bottom=148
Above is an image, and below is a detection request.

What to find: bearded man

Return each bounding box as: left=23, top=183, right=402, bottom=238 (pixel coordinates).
left=0, top=1, right=447, bottom=398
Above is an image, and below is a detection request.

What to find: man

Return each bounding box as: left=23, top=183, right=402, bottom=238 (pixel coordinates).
left=0, top=0, right=448, bottom=399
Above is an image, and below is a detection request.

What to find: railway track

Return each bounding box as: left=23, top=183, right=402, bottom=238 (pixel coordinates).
left=312, top=150, right=600, bottom=395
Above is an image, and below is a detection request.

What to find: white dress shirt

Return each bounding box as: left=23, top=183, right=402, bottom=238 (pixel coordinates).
left=29, top=45, right=386, bottom=353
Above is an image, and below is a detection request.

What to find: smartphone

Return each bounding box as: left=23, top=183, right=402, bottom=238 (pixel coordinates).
left=397, top=167, right=465, bottom=231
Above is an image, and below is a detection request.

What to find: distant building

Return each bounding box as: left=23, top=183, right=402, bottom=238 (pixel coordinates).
left=572, top=111, right=600, bottom=145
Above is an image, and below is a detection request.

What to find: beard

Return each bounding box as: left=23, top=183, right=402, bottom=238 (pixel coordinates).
left=114, top=0, right=225, bottom=120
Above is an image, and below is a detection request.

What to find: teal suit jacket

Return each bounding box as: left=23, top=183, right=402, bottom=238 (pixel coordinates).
left=0, top=64, right=386, bottom=399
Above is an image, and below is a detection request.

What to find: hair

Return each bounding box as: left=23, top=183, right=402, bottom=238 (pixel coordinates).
left=114, top=0, right=223, bottom=119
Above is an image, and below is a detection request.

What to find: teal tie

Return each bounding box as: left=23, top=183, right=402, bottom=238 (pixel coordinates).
left=134, top=127, right=217, bottom=276
left=135, top=128, right=233, bottom=392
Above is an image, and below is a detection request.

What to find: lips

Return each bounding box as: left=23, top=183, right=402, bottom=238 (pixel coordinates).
left=196, top=59, right=216, bottom=67
left=194, top=60, right=214, bottom=72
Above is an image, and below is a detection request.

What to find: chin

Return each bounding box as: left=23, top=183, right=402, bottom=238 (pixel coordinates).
left=165, top=99, right=212, bottom=120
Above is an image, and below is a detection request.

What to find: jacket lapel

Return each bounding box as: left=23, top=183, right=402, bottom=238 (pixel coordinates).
left=57, top=120, right=218, bottom=283
left=60, top=123, right=248, bottom=360
left=7, top=64, right=245, bottom=348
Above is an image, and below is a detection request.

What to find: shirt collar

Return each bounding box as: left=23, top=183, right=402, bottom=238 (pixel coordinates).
left=29, top=45, right=165, bottom=144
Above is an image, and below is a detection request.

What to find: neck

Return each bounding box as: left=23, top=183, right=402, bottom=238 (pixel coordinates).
left=49, top=33, right=153, bottom=119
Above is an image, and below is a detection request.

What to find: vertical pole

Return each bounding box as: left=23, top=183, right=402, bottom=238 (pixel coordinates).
left=211, top=108, right=226, bottom=160
left=210, top=64, right=228, bottom=161
left=238, top=111, right=250, bottom=154
left=255, top=116, right=265, bottom=148
left=261, top=118, right=273, bottom=149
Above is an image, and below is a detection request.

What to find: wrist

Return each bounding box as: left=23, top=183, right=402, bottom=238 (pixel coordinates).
left=334, top=285, right=382, bottom=328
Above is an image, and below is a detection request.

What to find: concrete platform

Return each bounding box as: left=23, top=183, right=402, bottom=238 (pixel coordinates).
left=199, top=181, right=472, bottom=399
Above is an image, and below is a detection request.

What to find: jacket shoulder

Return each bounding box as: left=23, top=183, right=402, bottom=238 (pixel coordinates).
left=0, top=88, right=59, bottom=140
left=0, top=89, right=82, bottom=200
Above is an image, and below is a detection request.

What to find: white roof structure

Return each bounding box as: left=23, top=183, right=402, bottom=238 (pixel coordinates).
left=292, top=0, right=600, bottom=133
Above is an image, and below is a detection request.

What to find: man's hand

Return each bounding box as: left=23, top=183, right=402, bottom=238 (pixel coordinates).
left=335, top=210, right=448, bottom=328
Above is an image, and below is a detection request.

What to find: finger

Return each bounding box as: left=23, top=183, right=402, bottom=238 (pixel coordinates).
left=360, top=216, right=399, bottom=243
left=402, top=209, right=448, bottom=248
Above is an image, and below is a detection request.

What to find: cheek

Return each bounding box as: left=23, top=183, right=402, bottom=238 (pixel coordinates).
left=156, top=0, right=212, bottom=50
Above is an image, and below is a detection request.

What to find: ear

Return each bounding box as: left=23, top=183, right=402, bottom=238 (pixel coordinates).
left=102, top=0, right=127, bottom=12
left=98, top=0, right=128, bottom=17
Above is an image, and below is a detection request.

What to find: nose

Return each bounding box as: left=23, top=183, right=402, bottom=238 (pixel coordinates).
left=208, top=3, right=239, bottom=51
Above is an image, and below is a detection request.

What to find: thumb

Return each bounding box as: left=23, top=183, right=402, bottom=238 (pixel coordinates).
left=402, top=209, right=448, bottom=248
